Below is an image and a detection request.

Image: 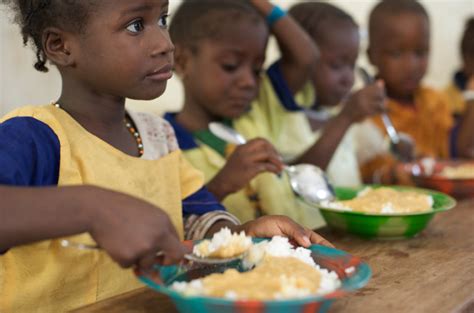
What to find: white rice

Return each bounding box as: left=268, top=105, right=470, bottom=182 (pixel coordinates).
left=172, top=234, right=341, bottom=299
left=193, top=227, right=252, bottom=258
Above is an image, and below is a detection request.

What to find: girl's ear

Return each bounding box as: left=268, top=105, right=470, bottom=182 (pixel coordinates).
left=42, top=27, right=75, bottom=68
left=174, top=46, right=193, bottom=78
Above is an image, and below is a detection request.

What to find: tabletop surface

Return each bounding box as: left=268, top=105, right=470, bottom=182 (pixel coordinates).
left=73, top=199, right=474, bottom=313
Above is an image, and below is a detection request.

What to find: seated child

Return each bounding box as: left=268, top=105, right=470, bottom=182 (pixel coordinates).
left=0, top=1, right=330, bottom=312
left=362, top=0, right=474, bottom=183
left=445, top=18, right=474, bottom=118
left=444, top=17, right=474, bottom=158
left=284, top=2, right=389, bottom=186
left=166, top=0, right=324, bottom=228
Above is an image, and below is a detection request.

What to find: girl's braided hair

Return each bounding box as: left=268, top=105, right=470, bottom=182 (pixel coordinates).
left=2, top=0, right=94, bottom=72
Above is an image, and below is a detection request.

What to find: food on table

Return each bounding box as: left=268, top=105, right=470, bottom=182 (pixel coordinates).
left=193, top=227, right=252, bottom=259
left=173, top=236, right=340, bottom=300
left=320, top=187, right=433, bottom=214
left=438, top=164, right=474, bottom=179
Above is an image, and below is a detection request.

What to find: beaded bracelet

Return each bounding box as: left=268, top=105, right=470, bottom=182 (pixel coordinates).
left=266, top=5, right=286, bottom=27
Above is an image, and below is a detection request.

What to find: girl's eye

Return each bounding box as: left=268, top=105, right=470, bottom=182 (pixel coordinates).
left=222, top=64, right=238, bottom=72
left=253, top=67, right=263, bottom=77
left=389, top=50, right=402, bottom=58
left=158, top=14, right=169, bottom=28
left=127, top=20, right=144, bottom=33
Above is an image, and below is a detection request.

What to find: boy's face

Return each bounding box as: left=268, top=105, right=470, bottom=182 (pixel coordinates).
left=68, top=0, right=174, bottom=101
left=312, top=22, right=359, bottom=106
left=368, top=13, right=430, bottom=100
left=177, top=20, right=268, bottom=119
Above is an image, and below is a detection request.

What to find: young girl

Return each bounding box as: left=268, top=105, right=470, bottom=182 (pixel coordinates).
left=0, top=1, right=330, bottom=312
left=282, top=2, right=390, bottom=186
left=364, top=0, right=474, bottom=183
left=166, top=0, right=324, bottom=228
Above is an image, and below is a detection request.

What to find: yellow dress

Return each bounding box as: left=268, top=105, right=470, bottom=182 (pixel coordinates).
left=0, top=105, right=203, bottom=312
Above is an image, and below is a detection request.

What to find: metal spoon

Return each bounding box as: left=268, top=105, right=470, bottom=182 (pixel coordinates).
left=208, top=122, right=335, bottom=204
left=60, top=240, right=242, bottom=265
left=357, top=67, right=401, bottom=145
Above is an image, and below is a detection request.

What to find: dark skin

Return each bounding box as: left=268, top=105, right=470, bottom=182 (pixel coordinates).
left=368, top=12, right=430, bottom=105
left=1, top=0, right=331, bottom=270
left=295, top=21, right=387, bottom=169
left=175, top=0, right=319, bottom=200
left=369, top=12, right=474, bottom=158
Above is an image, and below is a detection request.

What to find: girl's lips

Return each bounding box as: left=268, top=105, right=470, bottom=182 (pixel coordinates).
left=146, top=64, right=173, bottom=81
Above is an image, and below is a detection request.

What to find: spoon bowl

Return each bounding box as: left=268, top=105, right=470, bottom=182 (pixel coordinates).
left=208, top=122, right=335, bottom=204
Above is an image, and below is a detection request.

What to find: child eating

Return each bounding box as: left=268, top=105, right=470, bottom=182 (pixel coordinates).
left=0, top=1, right=330, bottom=311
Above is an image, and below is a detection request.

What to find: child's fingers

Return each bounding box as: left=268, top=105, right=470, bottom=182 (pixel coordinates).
left=305, top=230, right=334, bottom=248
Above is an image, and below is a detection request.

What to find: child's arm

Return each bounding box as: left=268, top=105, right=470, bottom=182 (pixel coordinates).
left=295, top=81, right=386, bottom=169
left=0, top=185, right=186, bottom=268
left=456, top=76, right=474, bottom=158
left=251, top=0, right=318, bottom=93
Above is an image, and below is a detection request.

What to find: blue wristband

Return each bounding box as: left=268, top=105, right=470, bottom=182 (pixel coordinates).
left=266, top=5, right=286, bottom=27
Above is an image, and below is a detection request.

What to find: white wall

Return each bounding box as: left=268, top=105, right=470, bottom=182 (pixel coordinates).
left=1, top=0, right=473, bottom=115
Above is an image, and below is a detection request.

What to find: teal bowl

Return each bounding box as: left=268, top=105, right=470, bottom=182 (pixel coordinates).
left=319, top=185, right=456, bottom=239
left=136, top=238, right=371, bottom=313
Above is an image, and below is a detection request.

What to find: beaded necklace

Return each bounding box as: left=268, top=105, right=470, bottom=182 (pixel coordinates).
left=52, top=103, right=144, bottom=156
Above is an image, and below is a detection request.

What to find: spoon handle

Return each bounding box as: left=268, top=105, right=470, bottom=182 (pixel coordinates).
left=381, top=113, right=400, bottom=144
left=357, top=67, right=400, bottom=145
left=60, top=239, right=239, bottom=264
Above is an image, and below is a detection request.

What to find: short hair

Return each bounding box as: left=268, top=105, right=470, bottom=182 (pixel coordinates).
left=2, top=0, right=96, bottom=72
left=169, top=0, right=265, bottom=52
left=369, top=0, right=429, bottom=42
left=289, top=2, right=357, bottom=44
left=461, top=17, right=474, bottom=57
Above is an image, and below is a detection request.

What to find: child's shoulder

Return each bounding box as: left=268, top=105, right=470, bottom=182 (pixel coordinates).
left=1, top=104, right=57, bottom=123
left=417, top=85, right=451, bottom=110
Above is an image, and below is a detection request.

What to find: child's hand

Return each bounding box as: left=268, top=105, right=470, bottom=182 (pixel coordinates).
left=207, top=138, right=284, bottom=200
left=237, top=215, right=334, bottom=248
left=341, top=80, right=386, bottom=123
left=391, top=133, right=416, bottom=162
left=86, top=187, right=187, bottom=269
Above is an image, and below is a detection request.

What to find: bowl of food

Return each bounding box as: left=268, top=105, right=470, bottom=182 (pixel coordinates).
left=136, top=231, right=371, bottom=313
left=317, top=185, right=456, bottom=239
left=399, top=159, right=474, bottom=199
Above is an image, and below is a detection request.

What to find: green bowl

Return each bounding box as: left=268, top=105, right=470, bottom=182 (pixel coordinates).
left=319, top=185, right=456, bottom=239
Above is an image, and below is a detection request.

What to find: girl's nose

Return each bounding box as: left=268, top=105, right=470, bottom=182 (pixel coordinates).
left=340, top=68, right=355, bottom=89
left=149, top=28, right=175, bottom=57
left=238, top=68, right=259, bottom=90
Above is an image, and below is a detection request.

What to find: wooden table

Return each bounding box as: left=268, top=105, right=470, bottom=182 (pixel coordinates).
left=74, top=200, right=474, bottom=313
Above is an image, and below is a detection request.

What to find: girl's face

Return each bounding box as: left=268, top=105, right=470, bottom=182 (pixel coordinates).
left=312, top=22, right=360, bottom=106
left=368, top=13, right=430, bottom=100
left=178, top=20, right=268, bottom=119
left=71, top=0, right=174, bottom=101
